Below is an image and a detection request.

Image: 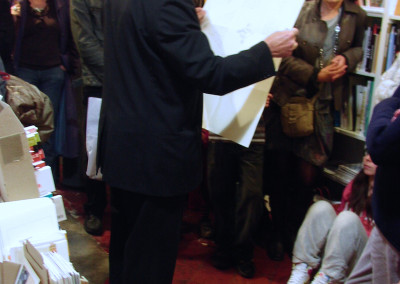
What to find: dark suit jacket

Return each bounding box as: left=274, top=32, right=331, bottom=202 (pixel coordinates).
left=0, top=0, right=14, bottom=73
left=99, top=0, right=276, bottom=196
left=367, top=86, right=400, bottom=252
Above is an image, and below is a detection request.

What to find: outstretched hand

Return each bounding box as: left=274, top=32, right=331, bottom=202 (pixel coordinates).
left=264, top=28, right=299, bottom=58
left=195, top=7, right=206, bottom=24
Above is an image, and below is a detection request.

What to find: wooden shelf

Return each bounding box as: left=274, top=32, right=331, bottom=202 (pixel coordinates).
left=389, top=14, right=400, bottom=21
left=334, top=127, right=366, bottom=141
left=354, top=69, right=377, bottom=78
left=361, top=6, right=384, bottom=17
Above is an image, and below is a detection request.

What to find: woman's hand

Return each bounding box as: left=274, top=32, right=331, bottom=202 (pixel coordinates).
left=317, top=61, right=347, bottom=82
left=265, top=93, right=273, bottom=108
left=10, top=3, right=21, bottom=16
left=391, top=109, right=400, bottom=122
left=331, top=55, right=347, bottom=69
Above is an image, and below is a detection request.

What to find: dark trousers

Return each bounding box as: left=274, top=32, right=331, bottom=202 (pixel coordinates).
left=207, top=141, right=264, bottom=260
left=82, top=86, right=107, bottom=217
left=109, top=187, right=187, bottom=284
left=263, top=149, right=316, bottom=252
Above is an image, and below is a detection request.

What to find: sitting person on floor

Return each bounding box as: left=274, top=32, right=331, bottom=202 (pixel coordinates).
left=287, top=153, right=376, bottom=284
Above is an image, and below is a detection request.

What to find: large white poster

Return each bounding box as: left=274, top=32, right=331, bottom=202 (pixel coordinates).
left=201, top=0, right=304, bottom=147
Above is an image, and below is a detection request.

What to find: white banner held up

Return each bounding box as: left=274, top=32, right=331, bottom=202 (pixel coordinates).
left=201, top=0, right=304, bottom=147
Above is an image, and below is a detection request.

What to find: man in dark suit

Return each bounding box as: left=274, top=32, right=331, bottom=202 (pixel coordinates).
left=99, top=0, right=298, bottom=283
left=0, top=0, right=15, bottom=74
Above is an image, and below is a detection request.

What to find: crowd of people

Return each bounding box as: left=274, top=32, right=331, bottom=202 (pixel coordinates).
left=0, top=0, right=399, bottom=283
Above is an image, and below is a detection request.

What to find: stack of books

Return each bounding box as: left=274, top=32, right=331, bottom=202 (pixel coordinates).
left=324, top=162, right=362, bottom=185
left=25, top=126, right=56, bottom=197
left=335, top=163, right=362, bottom=184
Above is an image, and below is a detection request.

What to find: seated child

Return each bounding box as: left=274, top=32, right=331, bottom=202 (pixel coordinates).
left=287, top=154, right=377, bottom=284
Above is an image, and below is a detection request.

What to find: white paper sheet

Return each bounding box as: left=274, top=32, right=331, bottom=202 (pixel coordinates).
left=0, top=198, right=59, bottom=261
left=201, top=0, right=304, bottom=147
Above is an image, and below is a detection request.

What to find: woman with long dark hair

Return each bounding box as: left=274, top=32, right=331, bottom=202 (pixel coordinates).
left=287, top=154, right=376, bottom=283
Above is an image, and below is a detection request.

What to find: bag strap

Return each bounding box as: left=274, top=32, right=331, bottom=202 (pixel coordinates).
left=310, top=93, right=319, bottom=104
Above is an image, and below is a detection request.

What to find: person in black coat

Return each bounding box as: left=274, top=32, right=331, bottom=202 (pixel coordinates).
left=346, top=85, right=400, bottom=283
left=99, top=0, right=298, bottom=283
left=0, top=0, right=15, bottom=74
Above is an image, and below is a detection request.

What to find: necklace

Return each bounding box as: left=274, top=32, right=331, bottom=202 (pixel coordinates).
left=30, top=4, right=49, bottom=17
left=319, top=11, right=341, bottom=69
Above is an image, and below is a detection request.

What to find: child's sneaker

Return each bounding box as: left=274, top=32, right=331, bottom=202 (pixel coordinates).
left=311, top=271, right=332, bottom=284
left=287, top=262, right=313, bottom=284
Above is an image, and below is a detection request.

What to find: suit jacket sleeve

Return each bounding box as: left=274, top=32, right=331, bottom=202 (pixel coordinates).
left=366, top=86, right=400, bottom=165
left=153, top=0, right=276, bottom=95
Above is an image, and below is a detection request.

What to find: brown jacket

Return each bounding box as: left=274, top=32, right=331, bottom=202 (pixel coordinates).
left=271, top=0, right=367, bottom=111
left=5, top=75, right=54, bottom=142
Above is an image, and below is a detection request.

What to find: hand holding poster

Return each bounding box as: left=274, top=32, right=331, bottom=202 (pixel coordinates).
left=201, top=0, right=304, bottom=147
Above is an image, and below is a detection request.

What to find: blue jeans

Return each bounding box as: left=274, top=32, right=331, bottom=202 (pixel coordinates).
left=17, top=66, right=65, bottom=176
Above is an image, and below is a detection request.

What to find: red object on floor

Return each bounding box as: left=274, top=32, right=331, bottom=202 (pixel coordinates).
left=57, top=187, right=292, bottom=283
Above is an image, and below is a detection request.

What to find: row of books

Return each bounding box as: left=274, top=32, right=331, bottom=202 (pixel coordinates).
left=357, top=20, right=400, bottom=75
left=335, top=80, right=374, bottom=137
left=384, top=23, right=400, bottom=71
left=24, top=126, right=56, bottom=198
left=358, top=23, right=380, bottom=73
left=324, top=162, right=362, bottom=185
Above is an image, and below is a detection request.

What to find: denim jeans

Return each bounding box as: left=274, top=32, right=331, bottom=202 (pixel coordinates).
left=293, top=200, right=368, bottom=282
left=17, top=66, right=65, bottom=175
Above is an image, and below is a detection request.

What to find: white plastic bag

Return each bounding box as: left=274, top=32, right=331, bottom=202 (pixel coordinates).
left=374, top=53, right=400, bottom=105
left=86, top=97, right=102, bottom=180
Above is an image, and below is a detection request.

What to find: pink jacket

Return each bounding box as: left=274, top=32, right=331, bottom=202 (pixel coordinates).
left=336, top=180, right=374, bottom=236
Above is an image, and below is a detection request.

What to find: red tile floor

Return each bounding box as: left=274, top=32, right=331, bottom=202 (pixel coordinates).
left=56, top=186, right=292, bottom=284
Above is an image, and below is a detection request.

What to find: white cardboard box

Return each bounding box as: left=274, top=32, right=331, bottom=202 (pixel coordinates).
left=0, top=101, right=39, bottom=201
left=35, top=166, right=56, bottom=197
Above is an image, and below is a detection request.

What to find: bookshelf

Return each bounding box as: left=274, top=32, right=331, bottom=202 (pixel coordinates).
left=324, top=0, right=399, bottom=195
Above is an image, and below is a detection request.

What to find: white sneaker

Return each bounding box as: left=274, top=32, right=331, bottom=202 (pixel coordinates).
left=311, top=271, right=332, bottom=284
left=287, top=262, right=313, bottom=284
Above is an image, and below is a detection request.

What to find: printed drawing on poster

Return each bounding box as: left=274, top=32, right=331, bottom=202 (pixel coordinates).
left=202, top=0, right=304, bottom=147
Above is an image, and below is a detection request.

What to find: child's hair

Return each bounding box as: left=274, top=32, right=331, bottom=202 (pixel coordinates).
left=348, top=170, right=372, bottom=218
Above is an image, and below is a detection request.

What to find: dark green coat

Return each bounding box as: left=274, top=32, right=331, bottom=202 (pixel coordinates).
left=265, top=0, right=366, bottom=166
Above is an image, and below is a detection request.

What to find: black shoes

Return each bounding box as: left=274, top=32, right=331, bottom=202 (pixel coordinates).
left=84, top=214, right=103, bottom=236
left=236, top=259, right=255, bottom=279
left=266, top=239, right=285, bottom=261
left=199, top=219, right=214, bottom=239
left=211, top=250, right=255, bottom=278
left=211, top=250, right=234, bottom=270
